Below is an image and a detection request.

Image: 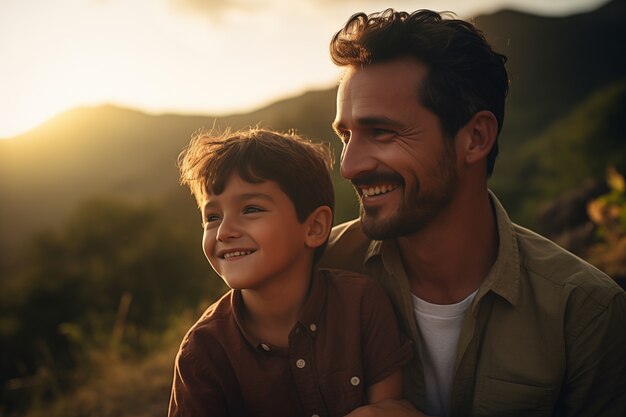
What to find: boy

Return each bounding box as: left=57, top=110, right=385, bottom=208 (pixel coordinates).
left=168, top=128, right=412, bottom=417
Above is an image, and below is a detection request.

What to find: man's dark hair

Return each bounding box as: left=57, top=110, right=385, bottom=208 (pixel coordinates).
left=330, top=9, right=509, bottom=176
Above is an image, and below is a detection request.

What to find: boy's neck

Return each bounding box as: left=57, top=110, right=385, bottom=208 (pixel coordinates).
left=240, top=269, right=314, bottom=349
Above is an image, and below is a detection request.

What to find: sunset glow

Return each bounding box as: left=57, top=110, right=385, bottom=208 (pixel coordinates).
left=0, top=0, right=610, bottom=139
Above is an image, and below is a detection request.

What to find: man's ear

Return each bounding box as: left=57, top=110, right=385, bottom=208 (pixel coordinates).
left=304, top=206, right=332, bottom=249
left=462, top=110, right=498, bottom=165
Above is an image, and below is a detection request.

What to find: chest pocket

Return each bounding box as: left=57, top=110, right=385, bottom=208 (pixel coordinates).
left=474, top=376, right=556, bottom=416
left=319, top=369, right=367, bottom=416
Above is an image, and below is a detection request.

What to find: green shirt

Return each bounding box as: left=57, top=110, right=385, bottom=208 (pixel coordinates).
left=319, top=192, right=626, bottom=416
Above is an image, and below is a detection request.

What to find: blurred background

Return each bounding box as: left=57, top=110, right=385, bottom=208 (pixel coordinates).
left=1, top=0, right=625, bottom=415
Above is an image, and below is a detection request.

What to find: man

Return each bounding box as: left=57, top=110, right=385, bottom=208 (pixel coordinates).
left=320, top=9, right=626, bottom=417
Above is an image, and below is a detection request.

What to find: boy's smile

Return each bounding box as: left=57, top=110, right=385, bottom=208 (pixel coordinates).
left=201, top=174, right=313, bottom=293
left=220, top=249, right=254, bottom=260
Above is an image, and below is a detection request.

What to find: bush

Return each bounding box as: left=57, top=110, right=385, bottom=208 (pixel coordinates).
left=1, top=197, right=225, bottom=414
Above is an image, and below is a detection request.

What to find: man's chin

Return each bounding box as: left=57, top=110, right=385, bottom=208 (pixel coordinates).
left=360, top=213, right=401, bottom=241
left=359, top=206, right=425, bottom=240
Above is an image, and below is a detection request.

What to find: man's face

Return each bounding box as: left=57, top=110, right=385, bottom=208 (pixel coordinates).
left=333, top=56, right=458, bottom=240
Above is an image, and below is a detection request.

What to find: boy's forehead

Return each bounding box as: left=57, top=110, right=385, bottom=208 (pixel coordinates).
left=201, top=173, right=286, bottom=206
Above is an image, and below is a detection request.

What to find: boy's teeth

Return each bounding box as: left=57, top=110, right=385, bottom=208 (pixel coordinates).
left=224, top=250, right=252, bottom=259
left=362, top=184, right=397, bottom=197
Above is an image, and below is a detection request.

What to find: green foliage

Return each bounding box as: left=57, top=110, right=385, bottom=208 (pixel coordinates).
left=491, top=78, right=626, bottom=225
left=585, top=167, right=626, bottom=282
left=588, top=167, right=626, bottom=240
left=0, top=197, right=225, bottom=413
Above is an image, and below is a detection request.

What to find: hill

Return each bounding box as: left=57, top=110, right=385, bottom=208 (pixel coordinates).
left=0, top=89, right=352, bottom=265
left=1, top=0, right=625, bottom=264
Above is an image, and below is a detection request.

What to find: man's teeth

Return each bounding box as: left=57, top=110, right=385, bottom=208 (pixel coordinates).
left=224, top=250, right=252, bottom=259
left=362, top=185, right=397, bottom=197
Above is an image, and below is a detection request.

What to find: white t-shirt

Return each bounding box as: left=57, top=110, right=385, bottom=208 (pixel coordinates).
left=412, top=290, right=478, bottom=416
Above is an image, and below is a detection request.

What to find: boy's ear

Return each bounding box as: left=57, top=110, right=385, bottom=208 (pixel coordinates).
left=460, top=110, right=498, bottom=165
left=304, top=206, right=332, bottom=249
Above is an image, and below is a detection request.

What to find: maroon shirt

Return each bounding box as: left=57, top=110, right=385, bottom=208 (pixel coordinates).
left=168, top=268, right=412, bottom=417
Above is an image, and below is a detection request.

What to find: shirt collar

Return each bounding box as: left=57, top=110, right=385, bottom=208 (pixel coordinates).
left=230, top=269, right=328, bottom=353
left=478, top=190, right=520, bottom=306
left=362, top=190, right=520, bottom=307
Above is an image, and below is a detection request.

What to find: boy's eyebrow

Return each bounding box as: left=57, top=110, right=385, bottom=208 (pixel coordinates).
left=202, top=192, right=275, bottom=211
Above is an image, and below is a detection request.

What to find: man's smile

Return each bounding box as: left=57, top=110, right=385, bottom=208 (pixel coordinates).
left=361, top=184, right=400, bottom=197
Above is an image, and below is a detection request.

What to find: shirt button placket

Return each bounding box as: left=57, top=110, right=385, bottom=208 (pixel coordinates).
left=290, top=324, right=326, bottom=417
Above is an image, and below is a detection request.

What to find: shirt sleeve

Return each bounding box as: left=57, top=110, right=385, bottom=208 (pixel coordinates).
left=360, top=277, right=414, bottom=387
left=168, top=335, right=229, bottom=417
left=559, top=290, right=626, bottom=416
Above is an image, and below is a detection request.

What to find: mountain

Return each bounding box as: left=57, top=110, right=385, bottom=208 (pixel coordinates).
left=1, top=0, right=625, bottom=265
left=475, top=0, right=626, bottom=147
left=0, top=89, right=348, bottom=264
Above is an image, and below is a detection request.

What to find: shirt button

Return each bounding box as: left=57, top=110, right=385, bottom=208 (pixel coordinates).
left=350, top=376, right=361, bottom=386
left=309, top=323, right=317, bottom=332
left=296, top=359, right=306, bottom=369
left=260, top=343, right=270, bottom=351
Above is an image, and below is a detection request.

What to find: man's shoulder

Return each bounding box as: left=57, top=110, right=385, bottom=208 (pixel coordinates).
left=319, top=267, right=381, bottom=293
left=320, top=219, right=372, bottom=272
left=514, top=223, right=623, bottom=303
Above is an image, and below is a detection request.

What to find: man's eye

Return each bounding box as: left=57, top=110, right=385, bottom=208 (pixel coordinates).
left=373, top=128, right=394, bottom=137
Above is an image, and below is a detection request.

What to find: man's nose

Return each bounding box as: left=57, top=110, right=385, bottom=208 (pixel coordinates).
left=340, top=135, right=377, bottom=180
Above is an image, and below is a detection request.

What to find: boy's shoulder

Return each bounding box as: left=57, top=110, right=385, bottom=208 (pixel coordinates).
left=178, top=290, right=236, bottom=356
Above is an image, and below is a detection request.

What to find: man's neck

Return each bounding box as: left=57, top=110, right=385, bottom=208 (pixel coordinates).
left=398, top=188, right=498, bottom=305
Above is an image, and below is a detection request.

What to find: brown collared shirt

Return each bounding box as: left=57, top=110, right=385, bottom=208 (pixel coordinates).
left=168, top=268, right=412, bottom=417
left=319, top=191, right=626, bottom=417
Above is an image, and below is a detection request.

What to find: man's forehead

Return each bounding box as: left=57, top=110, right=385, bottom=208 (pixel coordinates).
left=335, top=61, right=423, bottom=124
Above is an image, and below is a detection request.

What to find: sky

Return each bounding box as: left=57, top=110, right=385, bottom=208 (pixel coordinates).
left=0, top=0, right=611, bottom=139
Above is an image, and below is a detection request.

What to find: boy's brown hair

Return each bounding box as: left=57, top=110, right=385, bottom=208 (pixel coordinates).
left=178, top=128, right=335, bottom=261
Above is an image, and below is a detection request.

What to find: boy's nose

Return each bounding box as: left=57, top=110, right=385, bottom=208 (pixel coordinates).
left=216, top=218, right=242, bottom=242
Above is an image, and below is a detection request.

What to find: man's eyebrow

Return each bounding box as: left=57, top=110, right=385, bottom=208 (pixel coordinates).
left=333, top=116, right=403, bottom=132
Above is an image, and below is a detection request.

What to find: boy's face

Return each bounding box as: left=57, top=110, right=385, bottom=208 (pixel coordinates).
left=201, top=173, right=313, bottom=291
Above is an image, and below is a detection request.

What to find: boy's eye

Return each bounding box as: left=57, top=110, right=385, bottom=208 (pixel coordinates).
left=243, top=206, right=264, bottom=214
left=204, top=214, right=221, bottom=224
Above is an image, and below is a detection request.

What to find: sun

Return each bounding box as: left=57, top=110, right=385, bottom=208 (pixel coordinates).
left=0, top=102, right=74, bottom=140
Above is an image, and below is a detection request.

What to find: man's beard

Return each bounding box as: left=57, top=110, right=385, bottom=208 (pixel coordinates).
left=359, top=147, right=458, bottom=240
